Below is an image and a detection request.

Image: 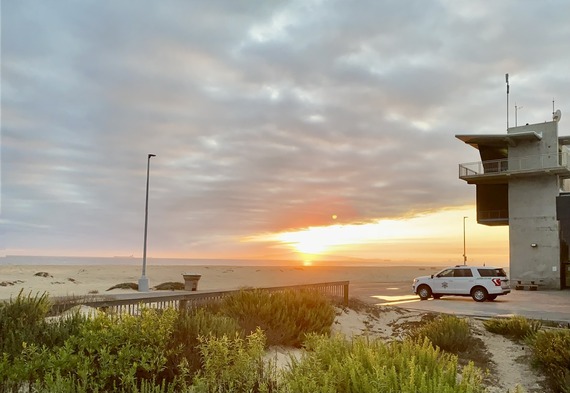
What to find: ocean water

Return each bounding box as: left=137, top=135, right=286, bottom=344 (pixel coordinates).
left=0, top=255, right=285, bottom=266
left=0, top=255, right=433, bottom=267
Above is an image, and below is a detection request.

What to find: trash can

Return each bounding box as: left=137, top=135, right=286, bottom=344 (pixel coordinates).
left=182, top=274, right=201, bottom=291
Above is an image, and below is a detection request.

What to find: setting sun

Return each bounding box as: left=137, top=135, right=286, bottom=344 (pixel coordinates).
left=244, top=206, right=509, bottom=265
left=276, top=226, right=347, bottom=254
left=294, top=242, right=327, bottom=254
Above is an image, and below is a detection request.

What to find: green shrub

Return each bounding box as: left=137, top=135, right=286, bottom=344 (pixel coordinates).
left=408, top=315, right=471, bottom=353
left=67, top=307, right=181, bottom=390
left=483, top=316, right=542, bottom=340
left=220, top=289, right=336, bottom=347
left=281, top=334, right=485, bottom=393
left=527, top=329, right=570, bottom=393
left=0, top=288, right=336, bottom=391
left=0, top=291, right=86, bottom=357
left=165, top=308, right=242, bottom=379
left=0, top=291, right=51, bottom=355
left=3, top=308, right=184, bottom=392
left=191, top=328, right=277, bottom=393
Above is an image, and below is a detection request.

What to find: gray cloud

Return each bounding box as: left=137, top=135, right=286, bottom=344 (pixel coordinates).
left=2, top=0, right=570, bottom=256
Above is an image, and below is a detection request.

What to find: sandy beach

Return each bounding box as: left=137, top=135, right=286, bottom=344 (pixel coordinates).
left=0, top=264, right=445, bottom=300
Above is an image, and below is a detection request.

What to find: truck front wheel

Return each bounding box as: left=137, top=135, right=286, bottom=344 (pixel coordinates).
left=417, top=285, right=432, bottom=300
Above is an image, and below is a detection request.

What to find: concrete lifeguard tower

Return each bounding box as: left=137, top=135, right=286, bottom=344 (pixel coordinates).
left=456, top=110, right=570, bottom=289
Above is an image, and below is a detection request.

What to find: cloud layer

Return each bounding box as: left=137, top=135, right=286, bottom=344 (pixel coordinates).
left=2, top=0, right=570, bottom=257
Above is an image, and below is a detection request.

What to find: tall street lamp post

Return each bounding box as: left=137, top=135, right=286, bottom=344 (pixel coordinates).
left=139, top=153, right=156, bottom=292
left=463, top=216, right=468, bottom=265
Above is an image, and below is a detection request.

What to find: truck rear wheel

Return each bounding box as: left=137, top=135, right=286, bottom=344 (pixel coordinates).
left=471, top=287, right=488, bottom=302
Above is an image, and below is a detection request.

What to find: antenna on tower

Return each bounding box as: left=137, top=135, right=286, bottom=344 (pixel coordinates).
left=506, top=73, right=510, bottom=129
left=515, top=102, right=523, bottom=127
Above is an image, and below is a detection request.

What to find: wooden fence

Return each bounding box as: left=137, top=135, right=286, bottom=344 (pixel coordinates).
left=77, top=281, right=349, bottom=316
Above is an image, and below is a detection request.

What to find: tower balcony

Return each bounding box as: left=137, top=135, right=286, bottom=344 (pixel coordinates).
left=459, top=152, right=570, bottom=184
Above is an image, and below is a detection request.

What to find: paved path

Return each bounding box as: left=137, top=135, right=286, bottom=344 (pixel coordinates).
left=350, top=281, right=570, bottom=324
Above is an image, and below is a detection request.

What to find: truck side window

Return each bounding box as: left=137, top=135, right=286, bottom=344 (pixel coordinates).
left=455, top=268, right=473, bottom=277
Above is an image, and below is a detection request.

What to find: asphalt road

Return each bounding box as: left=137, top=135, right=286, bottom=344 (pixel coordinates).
left=350, top=281, right=570, bottom=324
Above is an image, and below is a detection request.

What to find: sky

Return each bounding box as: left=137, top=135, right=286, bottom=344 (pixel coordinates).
left=2, top=0, right=570, bottom=265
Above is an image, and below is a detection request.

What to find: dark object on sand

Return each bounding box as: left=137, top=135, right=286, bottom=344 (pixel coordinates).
left=34, top=272, right=52, bottom=278
left=154, top=282, right=185, bottom=291
left=1, top=280, right=24, bottom=287
left=107, top=282, right=138, bottom=291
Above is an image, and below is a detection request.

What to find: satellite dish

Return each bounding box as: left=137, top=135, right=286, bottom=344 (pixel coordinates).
left=553, top=109, right=562, bottom=122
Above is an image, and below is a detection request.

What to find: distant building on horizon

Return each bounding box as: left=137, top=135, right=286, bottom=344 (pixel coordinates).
left=456, top=110, right=570, bottom=289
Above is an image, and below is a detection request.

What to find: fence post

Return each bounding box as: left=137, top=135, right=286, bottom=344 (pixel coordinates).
left=343, top=282, right=349, bottom=306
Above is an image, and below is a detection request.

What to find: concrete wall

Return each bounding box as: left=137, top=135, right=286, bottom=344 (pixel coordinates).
left=508, top=121, right=559, bottom=163
left=508, top=121, right=562, bottom=289
left=509, top=177, right=561, bottom=288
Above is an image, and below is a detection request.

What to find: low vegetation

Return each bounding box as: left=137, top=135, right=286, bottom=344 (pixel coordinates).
left=0, top=291, right=86, bottom=357
left=217, top=288, right=336, bottom=347
left=483, top=315, right=542, bottom=340
left=405, top=313, right=493, bottom=379
left=484, top=315, right=570, bottom=393
left=0, top=289, right=336, bottom=392
left=193, top=329, right=487, bottom=393
left=2, top=291, right=565, bottom=392
left=408, top=314, right=471, bottom=353
left=527, top=329, right=570, bottom=393
left=192, top=328, right=277, bottom=392
left=167, top=307, right=242, bottom=377
left=283, top=334, right=485, bottom=393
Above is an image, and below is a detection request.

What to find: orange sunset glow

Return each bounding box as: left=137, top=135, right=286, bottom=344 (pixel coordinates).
left=245, top=205, right=509, bottom=266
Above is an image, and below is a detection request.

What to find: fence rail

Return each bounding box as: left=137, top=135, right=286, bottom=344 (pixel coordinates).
left=459, top=152, right=569, bottom=178
left=73, top=281, right=349, bottom=316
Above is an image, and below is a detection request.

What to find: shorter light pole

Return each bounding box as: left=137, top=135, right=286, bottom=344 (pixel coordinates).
left=139, top=153, right=156, bottom=292
left=463, top=216, right=468, bottom=265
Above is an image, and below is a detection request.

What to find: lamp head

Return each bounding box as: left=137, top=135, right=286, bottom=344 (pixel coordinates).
left=148, top=154, right=156, bottom=158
